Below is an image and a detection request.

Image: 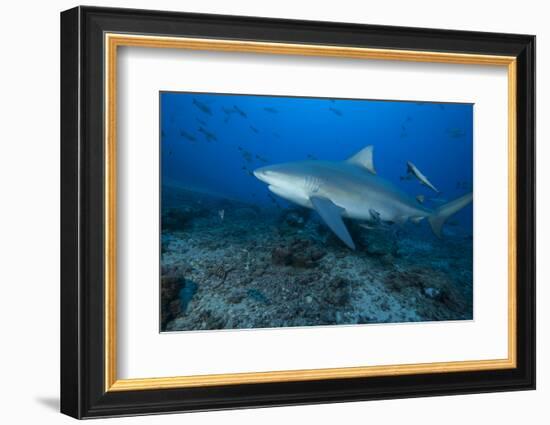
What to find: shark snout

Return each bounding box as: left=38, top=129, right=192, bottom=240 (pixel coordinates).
left=252, top=168, right=264, bottom=180
left=253, top=167, right=274, bottom=183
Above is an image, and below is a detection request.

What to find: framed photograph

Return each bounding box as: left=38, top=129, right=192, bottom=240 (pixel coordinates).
left=60, top=6, right=535, bottom=419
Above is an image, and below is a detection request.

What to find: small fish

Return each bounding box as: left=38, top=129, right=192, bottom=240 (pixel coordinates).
left=360, top=211, right=395, bottom=229
left=267, top=192, right=282, bottom=209
left=400, top=124, right=408, bottom=138
left=218, top=209, right=225, bottom=220
left=263, top=107, right=278, bottom=114
left=255, top=154, right=268, bottom=163
left=406, top=161, right=440, bottom=193
left=359, top=224, right=375, bottom=230
left=427, top=197, right=448, bottom=205
left=179, top=280, right=198, bottom=312
left=161, top=130, right=166, bottom=138
left=247, top=289, right=270, bottom=305
left=438, top=104, right=446, bottom=110
left=306, top=154, right=317, bottom=160
left=180, top=130, right=197, bottom=142
left=221, top=106, right=238, bottom=123
left=416, top=195, right=425, bottom=204
left=196, top=117, right=208, bottom=126
left=222, top=106, right=237, bottom=115
left=241, top=151, right=253, bottom=162
left=456, top=180, right=472, bottom=190
left=198, top=126, right=217, bottom=142
left=329, top=106, right=343, bottom=116
left=192, top=98, right=212, bottom=116
left=272, top=131, right=280, bottom=139
left=233, top=105, right=247, bottom=118
left=447, top=128, right=466, bottom=138
left=250, top=125, right=259, bottom=134
left=369, top=209, right=381, bottom=224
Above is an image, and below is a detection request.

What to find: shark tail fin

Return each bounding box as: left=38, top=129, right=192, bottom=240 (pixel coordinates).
left=428, top=192, right=473, bottom=238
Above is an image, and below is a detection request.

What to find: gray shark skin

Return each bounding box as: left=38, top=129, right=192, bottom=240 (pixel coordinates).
left=254, top=146, right=472, bottom=249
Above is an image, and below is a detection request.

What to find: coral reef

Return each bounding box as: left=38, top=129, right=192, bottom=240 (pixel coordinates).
left=161, top=186, right=473, bottom=332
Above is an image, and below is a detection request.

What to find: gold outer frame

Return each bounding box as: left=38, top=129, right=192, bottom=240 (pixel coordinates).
left=104, top=33, right=517, bottom=392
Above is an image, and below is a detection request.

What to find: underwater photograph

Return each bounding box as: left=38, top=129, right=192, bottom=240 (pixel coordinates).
left=160, top=91, right=473, bottom=332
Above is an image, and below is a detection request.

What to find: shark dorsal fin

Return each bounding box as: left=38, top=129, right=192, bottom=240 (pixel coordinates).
left=347, top=145, right=376, bottom=174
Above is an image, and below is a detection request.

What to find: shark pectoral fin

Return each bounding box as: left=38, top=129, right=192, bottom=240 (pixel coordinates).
left=346, top=145, right=376, bottom=174
left=310, top=196, right=356, bottom=250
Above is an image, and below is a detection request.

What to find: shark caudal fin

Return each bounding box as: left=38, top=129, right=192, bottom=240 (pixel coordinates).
left=428, top=192, right=473, bottom=238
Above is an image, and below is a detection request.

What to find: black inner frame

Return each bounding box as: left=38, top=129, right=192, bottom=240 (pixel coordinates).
left=60, top=6, right=535, bottom=419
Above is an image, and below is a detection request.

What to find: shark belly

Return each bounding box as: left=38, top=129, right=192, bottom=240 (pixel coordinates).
left=268, top=184, right=311, bottom=209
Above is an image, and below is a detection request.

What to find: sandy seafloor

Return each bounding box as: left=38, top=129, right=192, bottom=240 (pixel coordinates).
left=160, top=183, right=473, bottom=332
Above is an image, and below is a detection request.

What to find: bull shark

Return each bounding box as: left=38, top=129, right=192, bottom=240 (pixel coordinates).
left=253, top=146, right=472, bottom=249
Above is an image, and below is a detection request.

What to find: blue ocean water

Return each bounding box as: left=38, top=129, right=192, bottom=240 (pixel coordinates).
left=161, top=92, right=473, bottom=229
left=159, top=91, right=473, bottom=332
